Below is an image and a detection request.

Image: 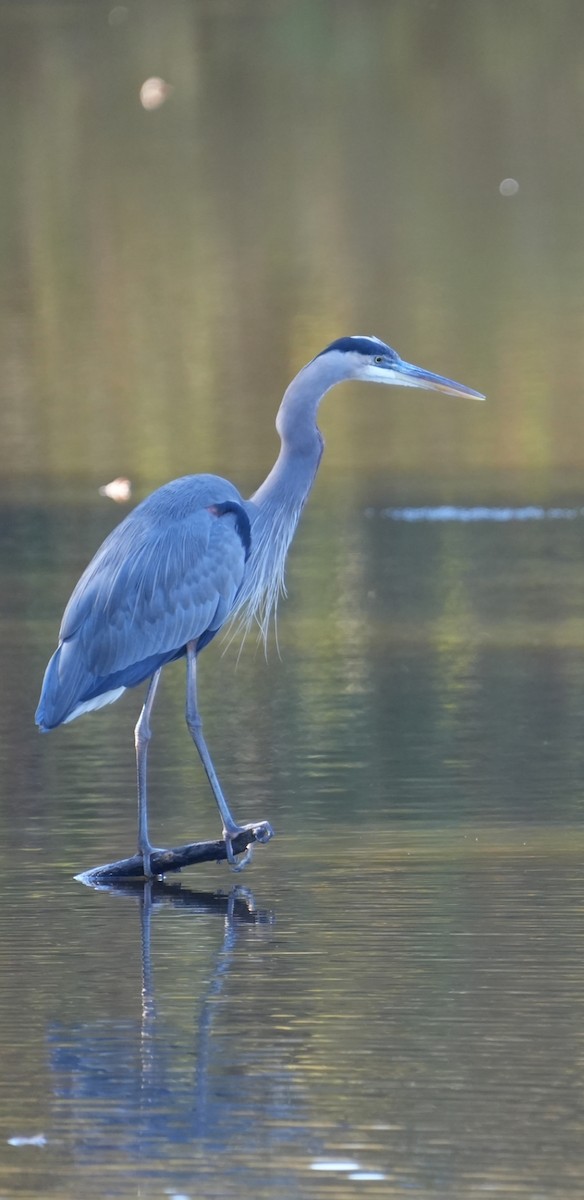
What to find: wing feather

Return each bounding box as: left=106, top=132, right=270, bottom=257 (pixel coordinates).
left=72, top=512, right=247, bottom=678
left=37, top=476, right=251, bottom=728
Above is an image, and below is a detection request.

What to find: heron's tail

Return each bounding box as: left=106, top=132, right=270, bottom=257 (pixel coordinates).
left=36, top=640, right=178, bottom=731
left=36, top=644, right=74, bottom=731
left=35, top=640, right=106, bottom=731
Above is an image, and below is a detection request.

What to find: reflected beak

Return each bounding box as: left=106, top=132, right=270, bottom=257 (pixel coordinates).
left=391, top=359, right=485, bottom=401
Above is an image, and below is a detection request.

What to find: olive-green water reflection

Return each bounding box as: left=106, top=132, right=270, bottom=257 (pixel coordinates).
left=2, top=0, right=584, bottom=488
left=3, top=485, right=584, bottom=1198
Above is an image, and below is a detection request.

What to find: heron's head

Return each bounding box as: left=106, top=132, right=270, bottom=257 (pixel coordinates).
left=315, top=335, right=485, bottom=401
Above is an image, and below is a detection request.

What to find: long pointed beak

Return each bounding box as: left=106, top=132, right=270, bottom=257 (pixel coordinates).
left=393, top=359, right=485, bottom=401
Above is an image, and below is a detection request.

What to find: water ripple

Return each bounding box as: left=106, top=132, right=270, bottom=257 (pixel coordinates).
left=374, top=505, right=584, bottom=522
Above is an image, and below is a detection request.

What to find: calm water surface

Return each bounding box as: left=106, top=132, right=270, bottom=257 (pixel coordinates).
left=3, top=479, right=584, bottom=1198
left=2, top=0, right=584, bottom=1196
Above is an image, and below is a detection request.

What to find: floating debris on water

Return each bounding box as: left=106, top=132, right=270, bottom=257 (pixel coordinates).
left=499, top=177, right=519, bottom=195
left=8, top=1134, right=47, bottom=1147
left=98, top=476, right=132, bottom=503
left=310, top=1159, right=361, bottom=1172
left=140, top=77, right=172, bottom=110
left=348, top=1172, right=387, bottom=1181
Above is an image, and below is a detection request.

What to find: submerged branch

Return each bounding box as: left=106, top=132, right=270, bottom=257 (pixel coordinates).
left=76, top=824, right=274, bottom=886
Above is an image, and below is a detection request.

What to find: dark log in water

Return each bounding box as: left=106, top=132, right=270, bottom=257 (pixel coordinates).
left=76, top=822, right=274, bottom=886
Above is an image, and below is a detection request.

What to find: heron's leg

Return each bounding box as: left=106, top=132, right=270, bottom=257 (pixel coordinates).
left=185, top=641, right=272, bottom=868
left=135, top=668, right=162, bottom=877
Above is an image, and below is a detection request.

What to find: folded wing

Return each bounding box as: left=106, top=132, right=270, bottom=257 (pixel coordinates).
left=36, top=475, right=251, bottom=730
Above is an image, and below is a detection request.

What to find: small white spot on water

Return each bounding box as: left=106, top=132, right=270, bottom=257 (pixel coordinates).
left=348, top=1172, right=387, bottom=1181
left=310, top=1159, right=361, bottom=1172
left=8, top=1134, right=46, bottom=1147
left=98, top=476, right=132, bottom=503
left=140, top=77, right=172, bottom=110
left=499, top=177, right=519, bottom=195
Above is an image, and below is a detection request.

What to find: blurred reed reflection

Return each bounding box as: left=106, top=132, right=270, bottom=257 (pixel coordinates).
left=7, top=854, right=584, bottom=1199
left=1, top=0, right=584, bottom=489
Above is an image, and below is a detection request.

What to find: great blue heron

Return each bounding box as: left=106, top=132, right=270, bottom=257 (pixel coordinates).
left=36, top=335, right=484, bottom=874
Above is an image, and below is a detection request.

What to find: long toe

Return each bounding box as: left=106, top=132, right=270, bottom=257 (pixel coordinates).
left=251, top=820, right=273, bottom=845
left=223, top=820, right=274, bottom=869
left=223, top=830, right=253, bottom=870
left=229, top=842, right=255, bottom=872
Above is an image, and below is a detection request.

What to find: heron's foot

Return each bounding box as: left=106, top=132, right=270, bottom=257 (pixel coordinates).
left=139, top=845, right=166, bottom=880
left=224, top=820, right=274, bottom=871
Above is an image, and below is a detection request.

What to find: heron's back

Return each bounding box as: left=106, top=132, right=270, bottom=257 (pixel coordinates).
left=36, top=475, right=251, bottom=731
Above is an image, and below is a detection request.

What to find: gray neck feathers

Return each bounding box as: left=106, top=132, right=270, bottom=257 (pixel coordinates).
left=231, top=352, right=348, bottom=645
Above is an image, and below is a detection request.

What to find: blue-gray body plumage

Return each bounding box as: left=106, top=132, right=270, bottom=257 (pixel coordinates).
left=36, top=475, right=251, bottom=731
left=35, top=336, right=483, bottom=872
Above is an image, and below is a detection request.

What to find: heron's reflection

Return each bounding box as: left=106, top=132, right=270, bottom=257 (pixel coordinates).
left=136, top=883, right=274, bottom=1101
left=49, top=883, right=310, bottom=1184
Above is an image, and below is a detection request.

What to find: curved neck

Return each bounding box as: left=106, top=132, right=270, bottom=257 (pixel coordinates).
left=235, top=353, right=350, bottom=644
left=251, top=353, right=349, bottom=510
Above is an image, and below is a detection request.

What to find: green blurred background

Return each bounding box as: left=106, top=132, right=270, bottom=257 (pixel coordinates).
left=2, top=0, right=583, bottom=492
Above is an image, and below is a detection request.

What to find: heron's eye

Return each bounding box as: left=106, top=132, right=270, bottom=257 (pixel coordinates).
left=374, top=355, right=383, bottom=364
